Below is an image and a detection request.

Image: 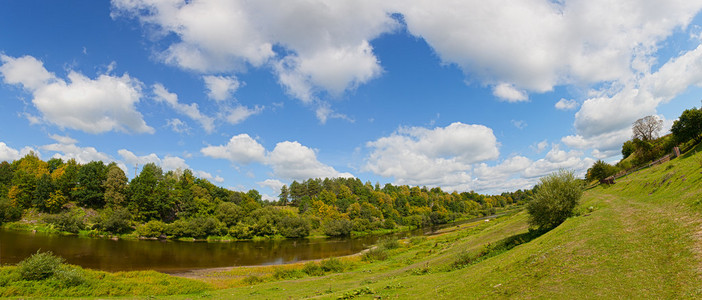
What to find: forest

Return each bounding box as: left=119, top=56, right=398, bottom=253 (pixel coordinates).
left=0, top=154, right=531, bottom=240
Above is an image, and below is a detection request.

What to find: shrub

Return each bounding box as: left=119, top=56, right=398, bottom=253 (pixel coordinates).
left=272, top=267, right=304, bottom=279
left=54, top=265, right=86, bottom=287
left=302, top=262, right=324, bottom=276
left=228, top=222, right=253, bottom=239
left=526, top=170, right=583, bottom=230
left=320, top=257, right=345, bottom=272
left=44, top=210, right=85, bottom=233
left=322, top=219, right=353, bottom=237
left=586, top=160, right=618, bottom=182
left=136, top=220, right=167, bottom=238
left=0, top=197, right=22, bottom=224
left=382, top=218, right=396, bottom=229
left=362, top=247, right=388, bottom=262
left=380, top=238, right=400, bottom=250
left=94, top=207, right=132, bottom=234
left=17, top=251, right=64, bottom=280
left=277, top=216, right=310, bottom=238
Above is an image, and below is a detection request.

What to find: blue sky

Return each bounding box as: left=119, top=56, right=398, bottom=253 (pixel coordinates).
left=2, top=1, right=702, bottom=200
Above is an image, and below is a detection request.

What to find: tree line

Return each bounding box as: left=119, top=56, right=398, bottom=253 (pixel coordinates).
left=0, top=154, right=531, bottom=240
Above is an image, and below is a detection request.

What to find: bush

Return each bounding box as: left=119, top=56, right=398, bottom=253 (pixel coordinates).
left=94, top=207, right=132, bottom=234
left=380, top=238, right=400, bottom=250
left=17, top=251, right=64, bottom=280
left=586, top=160, right=618, bottom=182
left=136, top=220, right=167, bottom=238
left=526, top=170, right=583, bottom=230
left=44, top=210, right=85, bottom=233
left=302, top=262, right=324, bottom=276
left=0, top=197, right=22, bottom=224
left=320, top=257, right=345, bottom=272
left=362, top=247, right=388, bottom=262
left=277, top=216, right=310, bottom=238
left=228, top=222, right=253, bottom=239
left=272, top=267, right=304, bottom=279
left=167, top=217, right=225, bottom=239
left=54, top=265, right=86, bottom=287
left=322, top=219, right=353, bottom=237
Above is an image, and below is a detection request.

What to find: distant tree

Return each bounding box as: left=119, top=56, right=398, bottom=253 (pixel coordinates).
left=632, top=115, right=663, bottom=141
left=527, top=170, right=583, bottom=230
left=128, top=163, right=163, bottom=221
left=671, top=107, right=702, bottom=144
left=278, top=185, right=289, bottom=206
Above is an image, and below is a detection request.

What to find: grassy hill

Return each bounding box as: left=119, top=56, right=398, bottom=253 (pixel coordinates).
left=3, top=145, right=700, bottom=299
left=168, top=144, right=702, bottom=299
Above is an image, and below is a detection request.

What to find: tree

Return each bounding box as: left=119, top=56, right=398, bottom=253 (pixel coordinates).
left=621, top=140, right=636, bottom=159
left=103, top=164, right=128, bottom=208
left=586, top=160, right=617, bottom=182
left=632, top=115, right=663, bottom=141
left=128, top=163, right=163, bottom=222
left=526, top=170, right=583, bottom=230
left=278, top=185, right=289, bottom=206
left=72, top=161, right=108, bottom=208
left=671, top=107, right=702, bottom=144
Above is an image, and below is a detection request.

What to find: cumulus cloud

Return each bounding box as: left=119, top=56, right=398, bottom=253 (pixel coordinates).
left=201, top=134, right=352, bottom=181
left=555, top=98, right=578, bottom=110
left=567, top=42, right=702, bottom=156
left=112, top=0, right=397, bottom=108
left=0, top=142, right=24, bottom=162
left=203, top=75, right=240, bottom=101
left=42, top=142, right=111, bottom=164
left=0, top=55, right=153, bottom=134
left=401, top=0, right=702, bottom=94
left=363, top=122, right=499, bottom=186
left=194, top=170, right=225, bottom=183
left=201, top=134, right=266, bottom=164
left=268, top=141, right=351, bottom=181
left=118, top=149, right=161, bottom=167
left=493, top=83, right=528, bottom=102
left=153, top=83, right=215, bottom=133
left=257, top=179, right=285, bottom=194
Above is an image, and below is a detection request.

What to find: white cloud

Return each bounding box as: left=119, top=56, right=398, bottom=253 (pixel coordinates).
left=268, top=141, right=349, bottom=181
left=203, top=75, right=240, bottom=101
left=401, top=0, right=702, bottom=94
left=201, top=134, right=266, bottom=164
left=48, top=134, right=77, bottom=145
left=153, top=83, right=215, bottom=133
left=493, top=83, right=528, bottom=102
left=194, top=170, right=225, bottom=183
left=363, top=122, right=499, bottom=186
left=166, top=118, right=190, bottom=133
left=118, top=149, right=161, bottom=167
left=257, top=179, right=285, bottom=194
left=0, top=55, right=153, bottom=134
left=161, top=155, right=189, bottom=171
left=225, top=105, right=263, bottom=125
left=112, top=0, right=398, bottom=121
left=0, top=142, right=21, bottom=162
left=555, top=98, right=578, bottom=110
left=42, top=143, right=112, bottom=164
left=531, top=140, right=549, bottom=153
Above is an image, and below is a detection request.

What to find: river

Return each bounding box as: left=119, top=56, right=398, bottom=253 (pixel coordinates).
left=0, top=215, right=496, bottom=273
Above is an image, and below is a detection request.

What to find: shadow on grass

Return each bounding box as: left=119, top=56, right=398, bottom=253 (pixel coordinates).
left=448, top=228, right=548, bottom=271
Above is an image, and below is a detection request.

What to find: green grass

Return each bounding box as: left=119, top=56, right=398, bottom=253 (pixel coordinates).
left=4, top=145, right=702, bottom=298
left=156, top=144, right=702, bottom=299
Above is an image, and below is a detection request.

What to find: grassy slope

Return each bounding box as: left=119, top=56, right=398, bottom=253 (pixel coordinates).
left=164, top=145, right=702, bottom=299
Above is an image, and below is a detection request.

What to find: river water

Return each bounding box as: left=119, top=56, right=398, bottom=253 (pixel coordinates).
left=0, top=215, right=494, bottom=272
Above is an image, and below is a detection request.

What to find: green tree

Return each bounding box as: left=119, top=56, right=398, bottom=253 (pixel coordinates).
left=128, top=163, right=163, bottom=222
left=72, top=161, right=107, bottom=208
left=103, top=164, right=128, bottom=208
left=586, top=160, right=617, bottom=182
left=621, top=140, right=636, bottom=159
left=278, top=185, right=289, bottom=206
left=671, top=107, right=702, bottom=144
left=526, top=170, right=583, bottom=230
